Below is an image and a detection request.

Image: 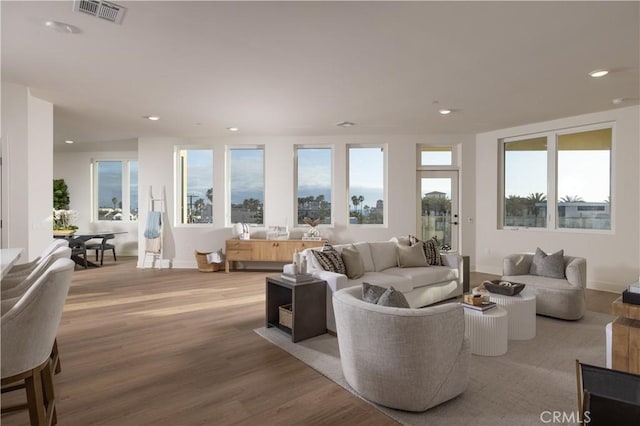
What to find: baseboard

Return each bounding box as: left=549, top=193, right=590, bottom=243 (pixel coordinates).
left=588, top=281, right=626, bottom=294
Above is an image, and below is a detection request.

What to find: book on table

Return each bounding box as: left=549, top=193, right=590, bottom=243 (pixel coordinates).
left=280, top=273, right=315, bottom=283
left=463, top=301, right=497, bottom=312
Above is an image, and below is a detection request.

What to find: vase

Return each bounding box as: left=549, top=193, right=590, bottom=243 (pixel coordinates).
left=53, top=229, right=76, bottom=236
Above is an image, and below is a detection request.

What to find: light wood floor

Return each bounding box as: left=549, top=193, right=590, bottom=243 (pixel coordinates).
left=1, top=258, right=619, bottom=425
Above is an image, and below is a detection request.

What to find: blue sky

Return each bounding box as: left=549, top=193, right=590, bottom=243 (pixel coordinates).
left=97, top=160, right=138, bottom=210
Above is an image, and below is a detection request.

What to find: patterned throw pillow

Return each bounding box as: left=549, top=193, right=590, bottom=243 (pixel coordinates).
left=312, top=244, right=346, bottom=274
left=423, top=237, right=443, bottom=266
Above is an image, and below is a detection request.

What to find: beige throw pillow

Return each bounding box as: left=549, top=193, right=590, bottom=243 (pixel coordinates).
left=342, top=245, right=365, bottom=279
left=396, top=243, right=428, bottom=268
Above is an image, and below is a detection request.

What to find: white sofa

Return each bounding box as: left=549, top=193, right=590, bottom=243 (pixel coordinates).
left=302, top=239, right=463, bottom=333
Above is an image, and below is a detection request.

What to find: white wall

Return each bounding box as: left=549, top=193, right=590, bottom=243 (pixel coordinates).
left=475, top=105, right=640, bottom=292
left=53, top=143, right=139, bottom=256
left=137, top=134, right=476, bottom=269
left=1, top=81, right=53, bottom=260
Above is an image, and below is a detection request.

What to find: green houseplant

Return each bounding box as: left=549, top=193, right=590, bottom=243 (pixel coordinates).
left=53, top=179, right=70, bottom=210
left=52, top=179, right=77, bottom=233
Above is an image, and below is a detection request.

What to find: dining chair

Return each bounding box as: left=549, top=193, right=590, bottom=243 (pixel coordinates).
left=1, top=258, right=74, bottom=426
left=68, top=237, right=89, bottom=269
left=1, top=247, right=72, bottom=299
left=4, top=239, right=69, bottom=281
left=85, top=234, right=116, bottom=266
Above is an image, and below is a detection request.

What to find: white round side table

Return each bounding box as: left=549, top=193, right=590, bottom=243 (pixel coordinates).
left=463, top=306, right=508, bottom=356
left=489, top=288, right=536, bottom=340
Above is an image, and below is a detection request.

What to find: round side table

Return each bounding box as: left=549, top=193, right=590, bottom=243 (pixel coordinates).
left=489, top=288, right=536, bottom=340
left=463, top=306, right=508, bottom=356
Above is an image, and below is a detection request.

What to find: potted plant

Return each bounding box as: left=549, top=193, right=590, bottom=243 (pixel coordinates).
left=52, top=179, right=78, bottom=235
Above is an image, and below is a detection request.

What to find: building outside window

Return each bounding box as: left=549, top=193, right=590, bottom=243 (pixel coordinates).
left=94, top=159, right=138, bottom=221
left=229, top=146, right=264, bottom=225
left=348, top=145, right=385, bottom=225
left=295, top=146, right=332, bottom=225
left=177, top=148, right=213, bottom=224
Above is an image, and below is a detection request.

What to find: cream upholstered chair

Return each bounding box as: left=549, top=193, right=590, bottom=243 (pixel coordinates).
left=1, top=246, right=72, bottom=300
left=502, top=253, right=586, bottom=320
left=332, top=286, right=470, bottom=412
left=3, top=239, right=69, bottom=281
left=1, top=258, right=74, bottom=426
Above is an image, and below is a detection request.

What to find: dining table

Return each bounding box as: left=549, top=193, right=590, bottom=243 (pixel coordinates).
left=1, top=248, right=24, bottom=279
left=54, top=231, right=127, bottom=268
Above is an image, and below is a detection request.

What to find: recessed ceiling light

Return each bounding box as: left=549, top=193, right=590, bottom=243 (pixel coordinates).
left=227, top=127, right=239, bottom=132
left=143, top=116, right=160, bottom=121
left=44, top=20, right=79, bottom=34
left=612, top=98, right=625, bottom=105
left=589, top=69, right=609, bottom=78
left=64, top=140, right=74, bottom=144
left=439, top=109, right=452, bottom=115
left=336, top=121, right=356, bottom=128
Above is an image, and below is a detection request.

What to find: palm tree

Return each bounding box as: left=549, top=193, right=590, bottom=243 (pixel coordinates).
left=527, top=192, right=547, bottom=226
left=358, top=195, right=364, bottom=215
left=559, top=195, right=584, bottom=203
left=206, top=188, right=213, bottom=203
left=112, top=197, right=119, bottom=210
left=351, top=195, right=360, bottom=212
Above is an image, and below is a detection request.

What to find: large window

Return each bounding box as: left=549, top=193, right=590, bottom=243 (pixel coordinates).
left=295, top=147, right=332, bottom=225
left=501, top=125, right=612, bottom=231
left=419, top=146, right=454, bottom=167
left=229, top=146, right=264, bottom=224
left=177, top=148, right=213, bottom=224
left=94, top=159, right=138, bottom=221
left=348, top=145, right=385, bottom=225
left=503, top=137, right=548, bottom=228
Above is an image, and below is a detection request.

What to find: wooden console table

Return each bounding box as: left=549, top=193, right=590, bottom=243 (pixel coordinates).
left=225, top=239, right=325, bottom=273
left=612, top=297, right=640, bottom=374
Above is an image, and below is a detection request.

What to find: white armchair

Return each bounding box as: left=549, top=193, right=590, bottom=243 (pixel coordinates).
left=332, top=286, right=469, bottom=412
left=3, top=239, right=69, bottom=280
left=1, top=258, right=74, bottom=425
left=502, top=253, right=586, bottom=320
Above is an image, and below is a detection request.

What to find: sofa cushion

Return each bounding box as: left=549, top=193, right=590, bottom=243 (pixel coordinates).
left=502, top=274, right=575, bottom=290
left=362, top=282, right=387, bottom=303
left=396, top=243, right=427, bottom=268
left=312, top=245, right=346, bottom=274
left=384, top=266, right=458, bottom=291
left=529, top=248, right=565, bottom=279
left=362, top=283, right=409, bottom=308
left=342, top=245, right=365, bottom=279
left=353, top=242, right=375, bottom=272
left=369, top=241, right=398, bottom=272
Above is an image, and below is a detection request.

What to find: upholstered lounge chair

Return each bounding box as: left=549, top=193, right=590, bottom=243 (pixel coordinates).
left=502, top=253, right=586, bottom=320
left=332, top=286, right=469, bottom=412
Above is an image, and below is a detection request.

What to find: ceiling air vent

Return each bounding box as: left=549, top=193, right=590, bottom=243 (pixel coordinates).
left=73, top=0, right=127, bottom=24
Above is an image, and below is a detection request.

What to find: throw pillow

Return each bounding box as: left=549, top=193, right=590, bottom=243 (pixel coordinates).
left=423, top=237, right=443, bottom=266
left=377, top=286, right=410, bottom=308
left=396, top=243, right=428, bottom=268
left=529, top=248, right=565, bottom=279
left=362, top=282, right=387, bottom=304
left=342, top=245, right=365, bottom=279
left=312, top=245, right=346, bottom=274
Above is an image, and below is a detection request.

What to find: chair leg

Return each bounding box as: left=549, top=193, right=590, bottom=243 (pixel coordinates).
left=41, top=361, right=57, bottom=425
left=51, top=339, right=62, bottom=374
left=95, top=250, right=99, bottom=262
left=112, top=248, right=116, bottom=262
left=25, top=366, right=46, bottom=426
left=100, top=249, right=105, bottom=266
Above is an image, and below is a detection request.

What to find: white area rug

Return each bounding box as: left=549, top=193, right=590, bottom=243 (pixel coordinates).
left=255, top=312, right=613, bottom=426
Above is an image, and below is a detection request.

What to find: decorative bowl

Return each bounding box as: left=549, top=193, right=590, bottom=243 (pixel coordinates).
left=483, top=279, right=526, bottom=296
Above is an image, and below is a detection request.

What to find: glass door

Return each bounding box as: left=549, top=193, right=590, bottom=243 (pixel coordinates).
left=417, top=170, right=459, bottom=252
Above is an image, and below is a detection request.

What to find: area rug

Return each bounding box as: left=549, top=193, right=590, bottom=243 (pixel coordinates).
left=255, top=311, right=613, bottom=426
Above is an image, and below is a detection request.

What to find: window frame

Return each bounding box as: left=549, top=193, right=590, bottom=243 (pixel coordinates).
left=91, top=157, right=138, bottom=223
left=226, top=145, right=265, bottom=227
left=499, top=122, right=614, bottom=233
left=173, top=146, right=214, bottom=227
left=294, top=145, right=334, bottom=227
left=416, top=145, right=458, bottom=169
left=346, top=144, right=388, bottom=227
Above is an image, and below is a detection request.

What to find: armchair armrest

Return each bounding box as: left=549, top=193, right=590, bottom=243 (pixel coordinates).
left=503, top=253, right=533, bottom=276
left=565, top=257, right=587, bottom=289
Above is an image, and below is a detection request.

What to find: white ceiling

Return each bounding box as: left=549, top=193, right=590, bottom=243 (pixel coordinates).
left=2, top=1, right=639, bottom=146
